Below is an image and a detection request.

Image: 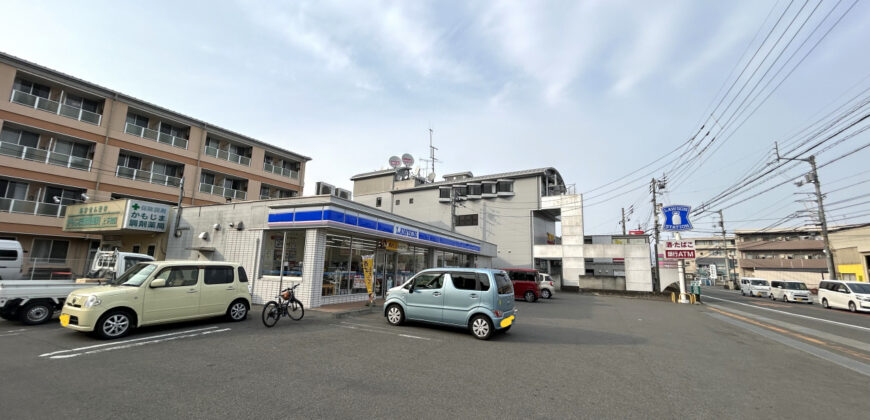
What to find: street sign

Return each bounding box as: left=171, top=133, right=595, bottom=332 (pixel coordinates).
left=664, top=239, right=695, bottom=259
left=662, top=205, right=693, bottom=231
left=629, top=230, right=645, bottom=235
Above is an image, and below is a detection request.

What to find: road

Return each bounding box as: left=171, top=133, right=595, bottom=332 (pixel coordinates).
left=1, top=292, right=869, bottom=419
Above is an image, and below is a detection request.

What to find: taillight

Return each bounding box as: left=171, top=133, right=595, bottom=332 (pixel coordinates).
left=494, top=310, right=503, bottom=317
left=549, top=281, right=554, bottom=286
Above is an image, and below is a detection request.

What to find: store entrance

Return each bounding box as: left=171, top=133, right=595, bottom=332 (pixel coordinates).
left=375, top=250, right=397, bottom=298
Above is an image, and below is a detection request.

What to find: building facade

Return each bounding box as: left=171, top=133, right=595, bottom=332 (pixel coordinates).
left=0, top=52, right=309, bottom=278
left=684, top=236, right=737, bottom=283
left=735, top=227, right=827, bottom=287
left=164, top=195, right=496, bottom=308
left=830, top=224, right=870, bottom=282
left=351, top=167, right=653, bottom=292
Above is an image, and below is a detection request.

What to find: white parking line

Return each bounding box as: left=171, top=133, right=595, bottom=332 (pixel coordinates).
left=0, top=333, right=19, bottom=337
left=5, top=329, right=26, bottom=333
left=337, top=324, right=434, bottom=341
left=39, top=326, right=221, bottom=358
left=704, top=295, right=870, bottom=332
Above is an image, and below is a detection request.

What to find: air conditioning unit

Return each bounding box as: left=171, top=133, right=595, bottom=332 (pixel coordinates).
left=315, top=181, right=335, bottom=196
left=334, top=188, right=352, bottom=200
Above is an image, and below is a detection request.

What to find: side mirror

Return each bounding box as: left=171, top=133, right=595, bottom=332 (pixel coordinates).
left=150, top=278, right=166, bottom=288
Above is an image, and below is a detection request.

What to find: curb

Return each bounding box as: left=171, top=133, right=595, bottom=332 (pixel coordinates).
left=321, top=306, right=381, bottom=319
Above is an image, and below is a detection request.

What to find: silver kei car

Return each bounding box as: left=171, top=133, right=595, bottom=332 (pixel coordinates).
left=383, top=268, right=516, bottom=340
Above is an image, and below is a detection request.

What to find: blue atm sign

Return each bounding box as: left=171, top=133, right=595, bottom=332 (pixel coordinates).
left=662, top=205, right=693, bottom=232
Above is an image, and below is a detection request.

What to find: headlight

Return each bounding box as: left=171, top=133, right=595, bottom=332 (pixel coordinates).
left=84, top=295, right=102, bottom=308
left=857, top=296, right=870, bottom=302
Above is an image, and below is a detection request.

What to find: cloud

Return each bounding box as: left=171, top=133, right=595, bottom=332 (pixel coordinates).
left=610, top=7, right=682, bottom=94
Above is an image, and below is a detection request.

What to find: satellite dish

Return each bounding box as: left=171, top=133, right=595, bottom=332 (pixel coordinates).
left=402, top=153, right=414, bottom=167
left=388, top=156, right=401, bottom=168
left=427, top=172, right=436, bottom=182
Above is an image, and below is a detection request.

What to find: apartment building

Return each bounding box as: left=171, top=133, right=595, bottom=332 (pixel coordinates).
left=735, top=227, right=827, bottom=287
left=0, top=52, right=309, bottom=277
left=684, top=236, right=737, bottom=282
left=830, top=224, right=870, bottom=282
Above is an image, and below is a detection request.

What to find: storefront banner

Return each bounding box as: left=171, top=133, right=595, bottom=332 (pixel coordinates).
left=381, top=239, right=399, bottom=251
left=362, top=254, right=375, bottom=299
left=63, top=200, right=128, bottom=232
left=124, top=200, right=171, bottom=232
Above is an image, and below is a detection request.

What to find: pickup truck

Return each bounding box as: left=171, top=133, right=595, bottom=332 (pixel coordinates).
left=0, top=251, right=154, bottom=324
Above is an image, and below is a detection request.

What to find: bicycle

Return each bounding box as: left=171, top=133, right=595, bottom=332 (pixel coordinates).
left=262, top=284, right=304, bottom=327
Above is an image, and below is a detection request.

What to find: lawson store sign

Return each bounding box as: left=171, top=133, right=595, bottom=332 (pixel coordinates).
left=267, top=207, right=481, bottom=253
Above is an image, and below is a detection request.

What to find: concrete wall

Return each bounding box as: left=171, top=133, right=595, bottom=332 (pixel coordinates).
left=583, top=243, right=652, bottom=292
left=542, top=194, right=585, bottom=289
left=578, top=276, right=626, bottom=290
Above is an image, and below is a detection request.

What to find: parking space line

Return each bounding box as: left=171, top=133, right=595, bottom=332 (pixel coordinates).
left=704, top=295, right=870, bottom=332
left=58, top=328, right=232, bottom=359
left=39, top=326, right=220, bottom=358
left=5, top=329, right=26, bottom=333
left=336, top=324, right=437, bottom=341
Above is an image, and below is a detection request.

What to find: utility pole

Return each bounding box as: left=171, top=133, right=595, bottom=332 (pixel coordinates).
left=775, top=143, right=836, bottom=279
left=450, top=186, right=456, bottom=232
left=717, top=210, right=732, bottom=288
left=621, top=208, right=627, bottom=235
left=650, top=178, right=662, bottom=291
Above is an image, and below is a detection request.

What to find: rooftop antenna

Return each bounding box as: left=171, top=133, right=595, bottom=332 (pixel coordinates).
left=428, top=127, right=439, bottom=177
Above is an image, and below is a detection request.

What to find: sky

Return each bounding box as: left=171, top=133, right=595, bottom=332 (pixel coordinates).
left=2, top=0, right=869, bottom=236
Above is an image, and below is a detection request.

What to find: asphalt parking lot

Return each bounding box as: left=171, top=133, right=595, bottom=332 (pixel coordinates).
left=1, top=292, right=869, bottom=419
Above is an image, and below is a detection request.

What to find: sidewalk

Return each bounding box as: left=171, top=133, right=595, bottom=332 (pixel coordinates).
left=310, top=298, right=385, bottom=318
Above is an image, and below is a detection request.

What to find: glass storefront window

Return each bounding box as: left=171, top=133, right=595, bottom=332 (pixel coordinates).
left=350, top=237, right=377, bottom=294
left=397, top=244, right=416, bottom=285
left=323, top=234, right=352, bottom=296
left=260, top=230, right=306, bottom=277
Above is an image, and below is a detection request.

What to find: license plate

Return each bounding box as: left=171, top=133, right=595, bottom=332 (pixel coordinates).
left=59, top=314, right=70, bottom=327
left=500, top=315, right=514, bottom=328
left=795, top=298, right=804, bottom=301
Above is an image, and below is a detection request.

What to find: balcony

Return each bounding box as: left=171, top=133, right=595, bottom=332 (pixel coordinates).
left=0, top=141, right=92, bottom=171
left=124, top=122, right=188, bottom=149
left=199, top=183, right=247, bottom=200
left=10, top=90, right=102, bottom=125
left=204, top=146, right=251, bottom=166
left=0, top=197, right=67, bottom=217
left=263, top=162, right=299, bottom=179
left=116, top=166, right=182, bottom=188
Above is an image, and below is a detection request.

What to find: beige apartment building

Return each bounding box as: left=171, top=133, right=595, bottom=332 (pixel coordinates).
left=0, top=52, right=309, bottom=278
left=684, top=236, right=737, bottom=282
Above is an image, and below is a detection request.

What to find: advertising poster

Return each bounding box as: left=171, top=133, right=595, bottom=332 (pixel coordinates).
left=362, top=254, right=375, bottom=302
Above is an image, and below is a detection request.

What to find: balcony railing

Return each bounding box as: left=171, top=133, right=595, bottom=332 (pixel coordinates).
left=0, top=141, right=93, bottom=171
left=263, top=162, right=299, bottom=179
left=10, top=90, right=102, bottom=125
left=199, top=183, right=247, bottom=200
left=116, top=166, right=182, bottom=188
left=0, top=197, right=67, bottom=218
left=204, top=146, right=251, bottom=166
left=124, top=122, right=189, bottom=149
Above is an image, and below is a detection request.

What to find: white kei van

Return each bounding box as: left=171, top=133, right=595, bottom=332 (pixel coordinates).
left=0, top=240, right=24, bottom=280
left=740, top=277, right=770, bottom=298
left=818, top=280, right=870, bottom=313
left=769, top=280, right=812, bottom=304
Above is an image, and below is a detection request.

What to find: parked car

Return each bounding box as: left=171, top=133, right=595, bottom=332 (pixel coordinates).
left=501, top=268, right=541, bottom=302
left=59, top=261, right=251, bottom=339
left=740, top=278, right=770, bottom=297
left=537, top=273, right=556, bottom=299
left=0, top=240, right=24, bottom=280
left=383, top=268, right=516, bottom=340
left=769, top=280, right=812, bottom=304
left=818, top=280, right=870, bottom=313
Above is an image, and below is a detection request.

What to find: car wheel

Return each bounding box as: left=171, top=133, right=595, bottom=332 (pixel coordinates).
left=386, top=304, right=404, bottom=326
left=20, top=301, right=54, bottom=325
left=741, top=291, right=745, bottom=296
left=95, top=310, right=133, bottom=339
left=822, top=298, right=829, bottom=309
left=782, top=295, right=788, bottom=303
left=524, top=291, right=537, bottom=303
left=849, top=301, right=857, bottom=313
left=226, top=300, right=248, bottom=322
left=541, top=289, right=552, bottom=299
left=469, top=315, right=493, bottom=340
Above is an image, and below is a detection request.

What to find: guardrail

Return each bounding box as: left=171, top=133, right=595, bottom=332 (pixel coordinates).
left=199, top=183, right=247, bottom=200
left=263, top=162, right=299, bottom=179
left=10, top=90, right=102, bottom=125
left=124, top=122, right=189, bottom=149
left=204, top=146, right=251, bottom=166
left=0, top=197, right=66, bottom=217
left=116, top=166, right=182, bottom=187
left=0, top=141, right=92, bottom=171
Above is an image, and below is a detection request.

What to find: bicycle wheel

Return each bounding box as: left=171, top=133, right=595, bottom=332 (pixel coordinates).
left=262, top=301, right=281, bottom=327
left=288, top=299, right=304, bottom=321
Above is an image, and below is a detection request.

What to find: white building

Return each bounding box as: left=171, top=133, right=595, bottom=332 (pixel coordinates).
left=351, top=167, right=653, bottom=292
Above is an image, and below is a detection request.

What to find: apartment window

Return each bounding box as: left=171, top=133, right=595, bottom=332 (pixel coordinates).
left=44, top=187, right=81, bottom=205
left=117, top=154, right=142, bottom=170
left=151, top=162, right=181, bottom=177
left=126, top=113, right=149, bottom=128
left=30, top=239, right=69, bottom=263
left=282, top=160, right=300, bottom=172
left=467, top=184, right=482, bottom=196
left=497, top=180, right=514, bottom=193
left=396, top=199, right=400, bottom=206
left=63, top=94, right=100, bottom=113
left=229, top=144, right=252, bottom=158
left=205, top=137, right=221, bottom=150
left=0, top=127, right=40, bottom=148
left=260, top=186, right=271, bottom=198
left=376, top=197, right=382, bottom=207
left=147, top=245, right=156, bottom=257
left=201, top=172, right=216, bottom=185
left=159, top=122, right=187, bottom=139
left=224, top=178, right=247, bottom=191
left=0, top=180, right=27, bottom=200
left=454, top=185, right=467, bottom=197
left=439, top=187, right=451, bottom=199
left=454, top=214, right=478, bottom=226
left=13, top=79, right=50, bottom=98
left=409, top=198, right=414, bottom=204
left=264, top=155, right=274, bottom=165
left=132, top=245, right=141, bottom=253
left=482, top=182, right=496, bottom=195
left=53, top=140, right=91, bottom=158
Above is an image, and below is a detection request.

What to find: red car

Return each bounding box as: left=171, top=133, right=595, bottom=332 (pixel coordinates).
left=501, top=268, right=541, bottom=302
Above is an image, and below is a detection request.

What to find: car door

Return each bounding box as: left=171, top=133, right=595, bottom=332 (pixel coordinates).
left=143, top=265, right=201, bottom=323
left=442, top=272, right=483, bottom=326
left=405, top=272, right=444, bottom=323
left=833, top=283, right=850, bottom=308
left=200, top=266, right=236, bottom=316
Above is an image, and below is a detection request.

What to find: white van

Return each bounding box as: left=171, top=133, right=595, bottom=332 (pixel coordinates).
left=0, top=240, right=24, bottom=280
left=740, top=277, right=770, bottom=298
left=769, top=280, right=812, bottom=304
left=818, top=280, right=870, bottom=313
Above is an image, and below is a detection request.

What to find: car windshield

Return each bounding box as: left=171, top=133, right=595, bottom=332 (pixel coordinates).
left=118, top=263, right=157, bottom=287
left=750, top=280, right=768, bottom=286
left=847, top=283, right=870, bottom=294
left=785, top=282, right=808, bottom=290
